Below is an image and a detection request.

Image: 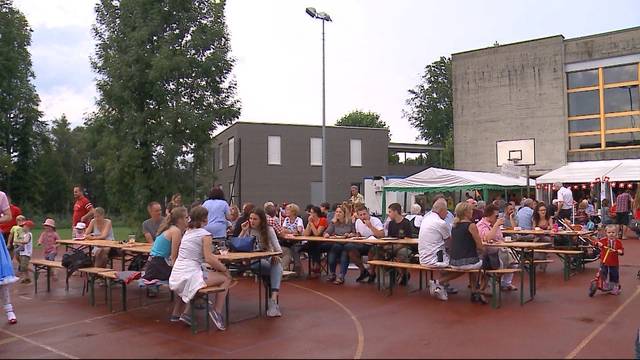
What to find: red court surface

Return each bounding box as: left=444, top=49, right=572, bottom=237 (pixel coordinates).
left=2, top=240, right=640, bottom=359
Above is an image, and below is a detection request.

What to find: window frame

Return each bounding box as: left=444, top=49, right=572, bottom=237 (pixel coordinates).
left=267, top=135, right=282, bottom=166
left=310, top=137, right=323, bottom=166
left=228, top=137, right=235, bottom=167
left=350, top=138, right=362, bottom=167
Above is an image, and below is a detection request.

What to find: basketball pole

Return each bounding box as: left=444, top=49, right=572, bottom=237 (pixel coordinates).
left=526, top=165, right=530, bottom=198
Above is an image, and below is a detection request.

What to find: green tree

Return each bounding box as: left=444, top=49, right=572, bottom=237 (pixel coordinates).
left=90, top=0, right=240, bottom=223
left=404, top=56, right=453, bottom=168
left=336, top=110, right=387, bottom=129
left=0, top=0, right=45, bottom=206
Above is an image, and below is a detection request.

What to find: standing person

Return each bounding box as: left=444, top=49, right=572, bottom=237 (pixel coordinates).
left=0, top=196, right=20, bottom=247
left=344, top=204, right=384, bottom=284
left=324, top=204, right=356, bottom=285
left=349, top=185, right=364, bottom=205
left=202, top=187, right=230, bottom=243
left=615, top=189, right=632, bottom=239
left=6, top=215, right=25, bottom=260
left=143, top=207, right=188, bottom=321
left=72, top=186, right=94, bottom=230
left=142, top=202, right=164, bottom=245
left=239, top=208, right=284, bottom=317
left=450, top=202, right=486, bottom=304
left=555, top=182, right=574, bottom=222
left=38, top=218, right=60, bottom=262
left=231, top=203, right=255, bottom=237
left=169, top=206, right=232, bottom=330
left=0, top=190, right=18, bottom=324
left=633, top=189, right=640, bottom=221
left=595, top=225, right=624, bottom=295
left=601, top=199, right=613, bottom=225
left=84, top=207, right=115, bottom=268
left=16, top=220, right=34, bottom=284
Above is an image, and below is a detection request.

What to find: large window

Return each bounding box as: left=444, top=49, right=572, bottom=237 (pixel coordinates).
left=350, top=139, right=362, bottom=167
left=228, top=137, right=235, bottom=166
left=267, top=136, right=281, bottom=165
left=310, top=138, right=322, bottom=166
left=567, top=62, right=640, bottom=151
left=218, top=144, right=223, bottom=170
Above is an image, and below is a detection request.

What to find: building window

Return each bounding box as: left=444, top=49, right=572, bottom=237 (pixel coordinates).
left=310, top=138, right=322, bottom=166
left=228, top=137, right=235, bottom=166
left=350, top=139, right=362, bottom=167
left=267, top=136, right=281, bottom=165
left=567, top=62, right=640, bottom=151
left=229, top=182, right=234, bottom=200
left=218, top=144, right=223, bottom=170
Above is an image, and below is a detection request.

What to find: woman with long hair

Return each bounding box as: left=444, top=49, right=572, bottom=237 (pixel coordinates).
left=239, top=208, right=283, bottom=317
left=304, top=206, right=329, bottom=279
left=532, top=202, right=552, bottom=230
left=325, top=204, right=356, bottom=285
left=85, top=207, right=115, bottom=268
left=169, top=206, right=232, bottom=331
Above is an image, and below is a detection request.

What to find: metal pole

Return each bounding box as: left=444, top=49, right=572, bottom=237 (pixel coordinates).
left=526, top=165, right=530, bottom=198
left=321, top=20, right=327, bottom=202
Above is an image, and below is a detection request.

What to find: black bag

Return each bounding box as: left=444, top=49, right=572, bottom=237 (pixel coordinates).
left=128, top=254, right=148, bottom=271
left=62, top=250, right=93, bottom=273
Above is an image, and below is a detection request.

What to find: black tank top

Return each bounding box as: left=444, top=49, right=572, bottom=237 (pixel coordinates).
left=450, top=222, right=478, bottom=260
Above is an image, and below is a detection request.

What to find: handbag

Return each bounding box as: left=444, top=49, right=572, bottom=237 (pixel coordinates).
left=62, top=250, right=93, bottom=273
left=128, top=254, right=148, bottom=271
left=228, top=236, right=256, bottom=252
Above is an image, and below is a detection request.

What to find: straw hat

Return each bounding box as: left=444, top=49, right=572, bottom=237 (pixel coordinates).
left=43, top=218, right=56, bottom=229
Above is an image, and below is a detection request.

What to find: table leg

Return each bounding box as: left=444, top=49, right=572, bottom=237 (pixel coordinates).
left=34, top=266, right=39, bottom=294
left=519, top=248, right=525, bottom=306
left=121, top=253, right=126, bottom=271
left=107, top=279, right=112, bottom=312
left=258, top=261, right=263, bottom=317
left=89, top=275, right=95, bottom=306
left=46, top=267, right=51, bottom=292
left=205, top=293, right=210, bottom=332
left=491, top=274, right=498, bottom=309
left=529, top=250, right=535, bottom=298
left=122, top=281, right=127, bottom=311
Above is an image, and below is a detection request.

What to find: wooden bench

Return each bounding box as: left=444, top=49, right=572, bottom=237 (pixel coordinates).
left=30, top=259, right=64, bottom=293
left=367, top=260, right=521, bottom=308
left=282, top=270, right=297, bottom=280
left=190, top=281, right=238, bottom=334
left=535, top=249, right=584, bottom=280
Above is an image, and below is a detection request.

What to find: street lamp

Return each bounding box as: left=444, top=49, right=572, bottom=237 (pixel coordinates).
left=306, top=6, right=331, bottom=202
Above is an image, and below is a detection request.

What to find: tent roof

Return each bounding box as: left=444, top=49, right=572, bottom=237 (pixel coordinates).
left=536, top=159, right=640, bottom=184
left=384, top=167, right=534, bottom=192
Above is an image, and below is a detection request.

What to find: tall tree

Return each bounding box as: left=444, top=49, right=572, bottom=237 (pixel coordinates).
left=0, top=0, right=45, bottom=205
left=404, top=56, right=453, bottom=168
left=336, top=110, right=387, bottom=129
left=90, top=0, right=240, bottom=222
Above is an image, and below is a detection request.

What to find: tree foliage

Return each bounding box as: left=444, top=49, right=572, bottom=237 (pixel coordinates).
left=404, top=56, right=453, bottom=168
left=336, top=110, right=387, bottom=129
left=0, top=0, right=45, bottom=208
left=89, top=0, right=240, bottom=222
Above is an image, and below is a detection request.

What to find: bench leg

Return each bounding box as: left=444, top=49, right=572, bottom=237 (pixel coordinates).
left=34, top=266, right=40, bottom=294
left=491, top=275, right=498, bottom=309
left=122, top=282, right=127, bottom=312
left=66, top=270, right=70, bottom=292
left=419, top=270, right=423, bottom=291
left=190, top=298, right=197, bottom=334
left=89, top=275, right=96, bottom=306
left=225, top=290, right=230, bottom=328
left=561, top=255, right=569, bottom=281
left=205, top=294, right=210, bottom=332
left=107, top=279, right=113, bottom=313
left=46, top=267, right=51, bottom=292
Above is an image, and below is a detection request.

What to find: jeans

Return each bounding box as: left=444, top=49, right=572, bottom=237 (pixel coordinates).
left=251, top=259, right=283, bottom=292
left=329, top=244, right=345, bottom=276
left=309, top=242, right=333, bottom=265
left=281, top=243, right=302, bottom=271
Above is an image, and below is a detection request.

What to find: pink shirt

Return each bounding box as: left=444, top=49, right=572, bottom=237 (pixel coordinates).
left=39, top=231, right=60, bottom=255
left=0, top=191, right=9, bottom=215
left=476, top=218, right=503, bottom=242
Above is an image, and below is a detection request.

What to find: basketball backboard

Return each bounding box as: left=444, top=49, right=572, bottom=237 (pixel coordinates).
left=496, top=139, right=535, bottom=166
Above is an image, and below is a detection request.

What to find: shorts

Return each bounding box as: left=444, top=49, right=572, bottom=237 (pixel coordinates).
left=18, top=255, right=30, bottom=272
left=142, top=256, right=172, bottom=282
left=450, top=257, right=482, bottom=270
left=45, top=252, right=57, bottom=261
left=616, top=212, right=630, bottom=226
left=601, top=265, right=619, bottom=284
left=482, top=251, right=501, bottom=270
left=558, top=209, right=572, bottom=221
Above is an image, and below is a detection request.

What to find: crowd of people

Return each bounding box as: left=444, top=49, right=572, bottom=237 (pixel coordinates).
left=0, top=181, right=638, bottom=327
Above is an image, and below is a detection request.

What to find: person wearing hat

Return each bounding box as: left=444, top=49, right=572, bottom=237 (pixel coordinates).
left=15, top=220, right=34, bottom=284
left=74, top=222, right=87, bottom=240
left=38, top=218, right=60, bottom=262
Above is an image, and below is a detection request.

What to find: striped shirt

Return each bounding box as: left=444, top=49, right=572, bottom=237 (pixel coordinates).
left=616, top=192, right=632, bottom=213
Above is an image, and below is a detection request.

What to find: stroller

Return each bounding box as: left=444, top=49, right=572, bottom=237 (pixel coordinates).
left=588, top=242, right=621, bottom=297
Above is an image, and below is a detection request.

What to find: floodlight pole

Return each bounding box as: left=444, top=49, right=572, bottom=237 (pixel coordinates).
left=321, top=19, right=327, bottom=203
left=526, top=165, right=530, bottom=198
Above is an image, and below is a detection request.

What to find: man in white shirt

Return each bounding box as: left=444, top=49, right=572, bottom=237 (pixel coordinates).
left=344, top=204, right=384, bottom=284
left=418, top=199, right=457, bottom=301
left=555, top=182, right=574, bottom=221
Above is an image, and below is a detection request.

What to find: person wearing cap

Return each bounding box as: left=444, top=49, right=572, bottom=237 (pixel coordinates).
left=15, top=220, right=34, bottom=284
left=74, top=222, right=87, bottom=240
left=38, top=218, right=60, bottom=262
left=7, top=215, right=26, bottom=259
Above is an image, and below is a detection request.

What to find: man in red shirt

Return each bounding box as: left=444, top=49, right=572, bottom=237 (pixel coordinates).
left=597, top=225, right=624, bottom=295
left=0, top=196, right=21, bottom=243
left=72, top=186, right=94, bottom=228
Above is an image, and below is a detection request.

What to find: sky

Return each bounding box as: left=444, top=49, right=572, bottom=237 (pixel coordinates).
left=13, top=0, right=640, bottom=143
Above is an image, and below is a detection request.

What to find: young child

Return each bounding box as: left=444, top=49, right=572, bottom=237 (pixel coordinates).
left=38, top=218, right=60, bottom=261
left=15, top=220, right=34, bottom=284
left=7, top=215, right=26, bottom=259
left=597, top=224, right=624, bottom=295
left=1, top=190, right=19, bottom=324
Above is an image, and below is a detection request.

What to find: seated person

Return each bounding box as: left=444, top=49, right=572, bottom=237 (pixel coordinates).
left=404, top=203, right=423, bottom=237
left=324, top=204, right=356, bottom=284
left=280, top=203, right=305, bottom=276
left=304, top=206, right=328, bottom=279
left=450, top=202, right=486, bottom=304
left=344, top=204, right=384, bottom=284
left=377, top=203, right=414, bottom=286
left=84, top=207, right=115, bottom=268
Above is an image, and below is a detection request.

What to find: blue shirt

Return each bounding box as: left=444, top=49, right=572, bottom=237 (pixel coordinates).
left=516, top=207, right=534, bottom=230
left=202, top=199, right=230, bottom=238
left=150, top=233, right=171, bottom=258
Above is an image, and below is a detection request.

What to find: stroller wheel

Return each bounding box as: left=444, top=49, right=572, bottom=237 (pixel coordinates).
left=588, top=280, right=597, bottom=297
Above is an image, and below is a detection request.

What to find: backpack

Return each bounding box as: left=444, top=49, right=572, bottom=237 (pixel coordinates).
left=62, top=250, right=93, bottom=273
left=127, top=254, right=148, bottom=271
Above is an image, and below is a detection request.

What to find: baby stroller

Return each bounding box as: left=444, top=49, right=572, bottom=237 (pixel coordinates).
left=588, top=242, right=621, bottom=297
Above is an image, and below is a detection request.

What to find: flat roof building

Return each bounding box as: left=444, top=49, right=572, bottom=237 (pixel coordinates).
left=452, top=26, right=640, bottom=176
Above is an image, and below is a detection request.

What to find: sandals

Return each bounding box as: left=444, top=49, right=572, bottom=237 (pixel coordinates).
left=501, top=284, right=518, bottom=291
left=333, top=277, right=345, bottom=285
left=325, top=274, right=337, bottom=282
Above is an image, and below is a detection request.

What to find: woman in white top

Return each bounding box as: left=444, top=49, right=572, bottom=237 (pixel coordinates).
left=84, top=207, right=115, bottom=268
left=169, top=206, right=232, bottom=331
left=280, top=203, right=304, bottom=276
left=239, top=208, right=283, bottom=317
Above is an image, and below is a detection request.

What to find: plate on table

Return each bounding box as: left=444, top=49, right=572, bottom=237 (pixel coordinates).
left=350, top=236, right=367, bottom=240
left=331, top=235, right=347, bottom=239
left=381, top=237, right=398, bottom=240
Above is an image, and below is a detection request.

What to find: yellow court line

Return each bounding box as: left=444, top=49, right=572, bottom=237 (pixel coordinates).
left=566, top=286, right=640, bottom=359
left=0, top=336, right=19, bottom=346
left=287, top=283, right=365, bottom=359
left=0, top=328, right=78, bottom=359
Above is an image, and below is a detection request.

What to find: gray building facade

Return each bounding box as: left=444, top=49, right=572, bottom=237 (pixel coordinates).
left=453, top=27, right=640, bottom=176
left=212, top=122, right=423, bottom=207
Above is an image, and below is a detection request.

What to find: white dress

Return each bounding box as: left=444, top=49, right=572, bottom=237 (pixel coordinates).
left=169, top=228, right=209, bottom=303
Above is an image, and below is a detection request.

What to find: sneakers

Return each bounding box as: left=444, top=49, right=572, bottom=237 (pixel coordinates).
left=610, top=285, right=622, bottom=296
left=428, top=280, right=448, bottom=301
left=444, top=284, right=458, bottom=295
left=355, top=269, right=370, bottom=283
left=178, top=314, right=192, bottom=327
left=366, top=272, right=377, bottom=284
left=266, top=299, right=282, bottom=318
left=209, top=310, right=226, bottom=331
left=7, top=312, right=17, bottom=325
left=169, top=315, right=181, bottom=322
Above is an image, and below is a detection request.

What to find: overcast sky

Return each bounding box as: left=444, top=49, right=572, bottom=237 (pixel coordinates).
left=13, top=0, right=640, bottom=143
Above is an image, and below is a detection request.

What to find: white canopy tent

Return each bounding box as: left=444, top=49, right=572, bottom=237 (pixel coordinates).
left=603, top=159, right=640, bottom=182
left=536, top=159, right=640, bottom=184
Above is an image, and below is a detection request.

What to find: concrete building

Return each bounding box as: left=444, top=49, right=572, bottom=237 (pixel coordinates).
left=211, top=122, right=436, bottom=207
left=453, top=26, right=640, bottom=176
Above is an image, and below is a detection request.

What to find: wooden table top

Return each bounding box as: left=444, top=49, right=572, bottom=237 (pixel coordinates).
left=217, top=251, right=282, bottom=262
left=484, top=241, right=552, bottom=249
left=285, top=235, right=418, bottom=246
left=501, top=229, right=592, bottom=236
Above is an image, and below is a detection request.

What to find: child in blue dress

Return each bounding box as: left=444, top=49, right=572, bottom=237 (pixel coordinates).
left=0, top=190, right=18, bottom=324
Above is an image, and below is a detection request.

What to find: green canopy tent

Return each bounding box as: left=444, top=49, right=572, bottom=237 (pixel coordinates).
left=382, top=167, right=535, bottom=217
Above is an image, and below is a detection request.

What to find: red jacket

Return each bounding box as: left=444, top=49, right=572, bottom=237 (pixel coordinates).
left=598, top=238, right=624, bottom=267
left=0, top=204, right=21, bottom=235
